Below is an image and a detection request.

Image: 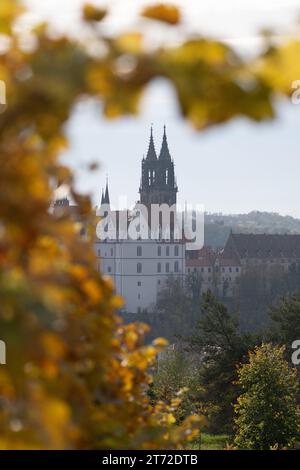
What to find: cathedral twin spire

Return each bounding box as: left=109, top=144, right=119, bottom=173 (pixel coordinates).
left=145, top=125, right=171, bottom=161
left=140, top=125, right=177, bottom=207
left=100, top=126, right=177, bottom=210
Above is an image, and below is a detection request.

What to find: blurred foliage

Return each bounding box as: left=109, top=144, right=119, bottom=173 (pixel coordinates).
left=0, top=0, right=300, bottom=449
left=142, top=4, right=181, bottom=25
left=82, top=4, right=107, bottom=23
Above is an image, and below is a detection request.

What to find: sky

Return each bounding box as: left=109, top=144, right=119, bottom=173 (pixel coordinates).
left=24, top=0, right=300, bottom=217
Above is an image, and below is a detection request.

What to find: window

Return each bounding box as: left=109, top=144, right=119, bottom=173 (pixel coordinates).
left=138, top=294, right=141, bottom=300
left=166, top=263, right=169, bottom=273
left=201, top=267, right=204, bottom=273
left=175, top=245, right=179, bottom=256
left=229, top=267, right=232, bottom=273
left=158, top=246, right=161, bottom=256
left=157, top=262, right=161, bottom=273
left=174, top=261, right=179, bottom=273
left=110, top=248, right=113, bottom=256
left=166, top=246, right=170, bottom=256
left=97, top=249, right=101, bottom=256
left=208, top=267, right=211, bottom=273
left=137, top=246, right=142, bottom=256
left=137, top=281, right=141, bottom=286
left=137, top=263, right=142, bottom=273
left=108, top=266, right=111, bottom=273
left=236, top=267, right=239, bottom=273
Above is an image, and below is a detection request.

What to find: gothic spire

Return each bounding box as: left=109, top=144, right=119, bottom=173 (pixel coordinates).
left=104, top=176, right=110, bottom=205
left=146, top=126, right=157, bottom=160
left=159, top=125, right=171, bottom=160
left=101, top=188, right=104, bottom=205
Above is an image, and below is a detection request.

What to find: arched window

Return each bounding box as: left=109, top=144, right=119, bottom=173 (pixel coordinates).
left=174, top=245, right=179, bottom=256
left=137, top=246, right=142, bottom=256
left=157, top=262, right=161, bottom=273
left=174, top=261, right=179, bottom=273
left=137, top=262, right=142, bottom=273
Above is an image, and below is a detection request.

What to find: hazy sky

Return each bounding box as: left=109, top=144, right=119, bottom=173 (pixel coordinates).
left=25, top=0, right=300, bottom=217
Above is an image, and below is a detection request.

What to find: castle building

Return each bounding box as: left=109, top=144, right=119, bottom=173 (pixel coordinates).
left=185, top=232, right=300, bottom=299
left=95, top=127, right=185, bottom=313
left=53, top=129, right=300, bottom=310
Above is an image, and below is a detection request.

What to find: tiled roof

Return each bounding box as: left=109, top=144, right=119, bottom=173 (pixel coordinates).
left=186, top=246, right=216, bottom=266
left=224, top=233, right=300, bottom=260
left=219, top=255, right=241, bottom=267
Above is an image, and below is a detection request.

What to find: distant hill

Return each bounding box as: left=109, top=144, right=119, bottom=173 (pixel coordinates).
left=204, top=211, right=300, bottom=248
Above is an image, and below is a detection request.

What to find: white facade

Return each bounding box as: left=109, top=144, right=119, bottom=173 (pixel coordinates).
left=95, top=239, right=185, bottom=313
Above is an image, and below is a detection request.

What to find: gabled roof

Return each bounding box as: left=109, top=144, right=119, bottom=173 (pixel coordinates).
left=224, top=233, right=300, bottom=260
left=186, top=246, right=216, bottom=267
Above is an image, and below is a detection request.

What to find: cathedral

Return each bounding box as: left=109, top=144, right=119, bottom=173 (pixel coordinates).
left=95, top=126, right=185, bottom=313
left=139, top=126, right=177, bottom=207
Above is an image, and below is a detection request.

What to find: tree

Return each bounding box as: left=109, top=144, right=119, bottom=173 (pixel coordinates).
left=152, top=277, right=194, bottom=340
left=188, top=291, right=259, bottom=434
left=234, top=343, right=300, bottom=450
left=0, top=1, right=202, bottom=449
left=186, top=271, right=203, bottom=303
left=151, top=348, right=202, bottom=423
left=270, top=290, right=300, bottom=354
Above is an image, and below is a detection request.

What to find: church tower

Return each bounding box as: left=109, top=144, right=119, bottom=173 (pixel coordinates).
left=139, top=126, right=178, bottom=207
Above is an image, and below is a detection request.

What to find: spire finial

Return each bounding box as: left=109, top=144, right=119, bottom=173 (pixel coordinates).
left=159, top=124, right=171, bottom=160
left=145, top=124, right=157, bottom=160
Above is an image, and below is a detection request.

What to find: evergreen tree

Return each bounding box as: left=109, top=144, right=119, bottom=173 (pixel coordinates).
left=188, top=291, right=259, bottom=434
left=270, top=290, right=300, bottom=354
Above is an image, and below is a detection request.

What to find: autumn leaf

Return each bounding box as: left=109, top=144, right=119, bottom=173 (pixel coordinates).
left=142, top=4, right=181, bottom=25
left=82, top=3, right=107, bottom=23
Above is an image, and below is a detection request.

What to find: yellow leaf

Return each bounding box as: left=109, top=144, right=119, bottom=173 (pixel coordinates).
left=82, top=3, right=107, bottom=22
left=142, top=4, right=181, bottom=25
left=153, top=337, right=169, bottom=348
left=116, top=33, right=143, bottom=54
